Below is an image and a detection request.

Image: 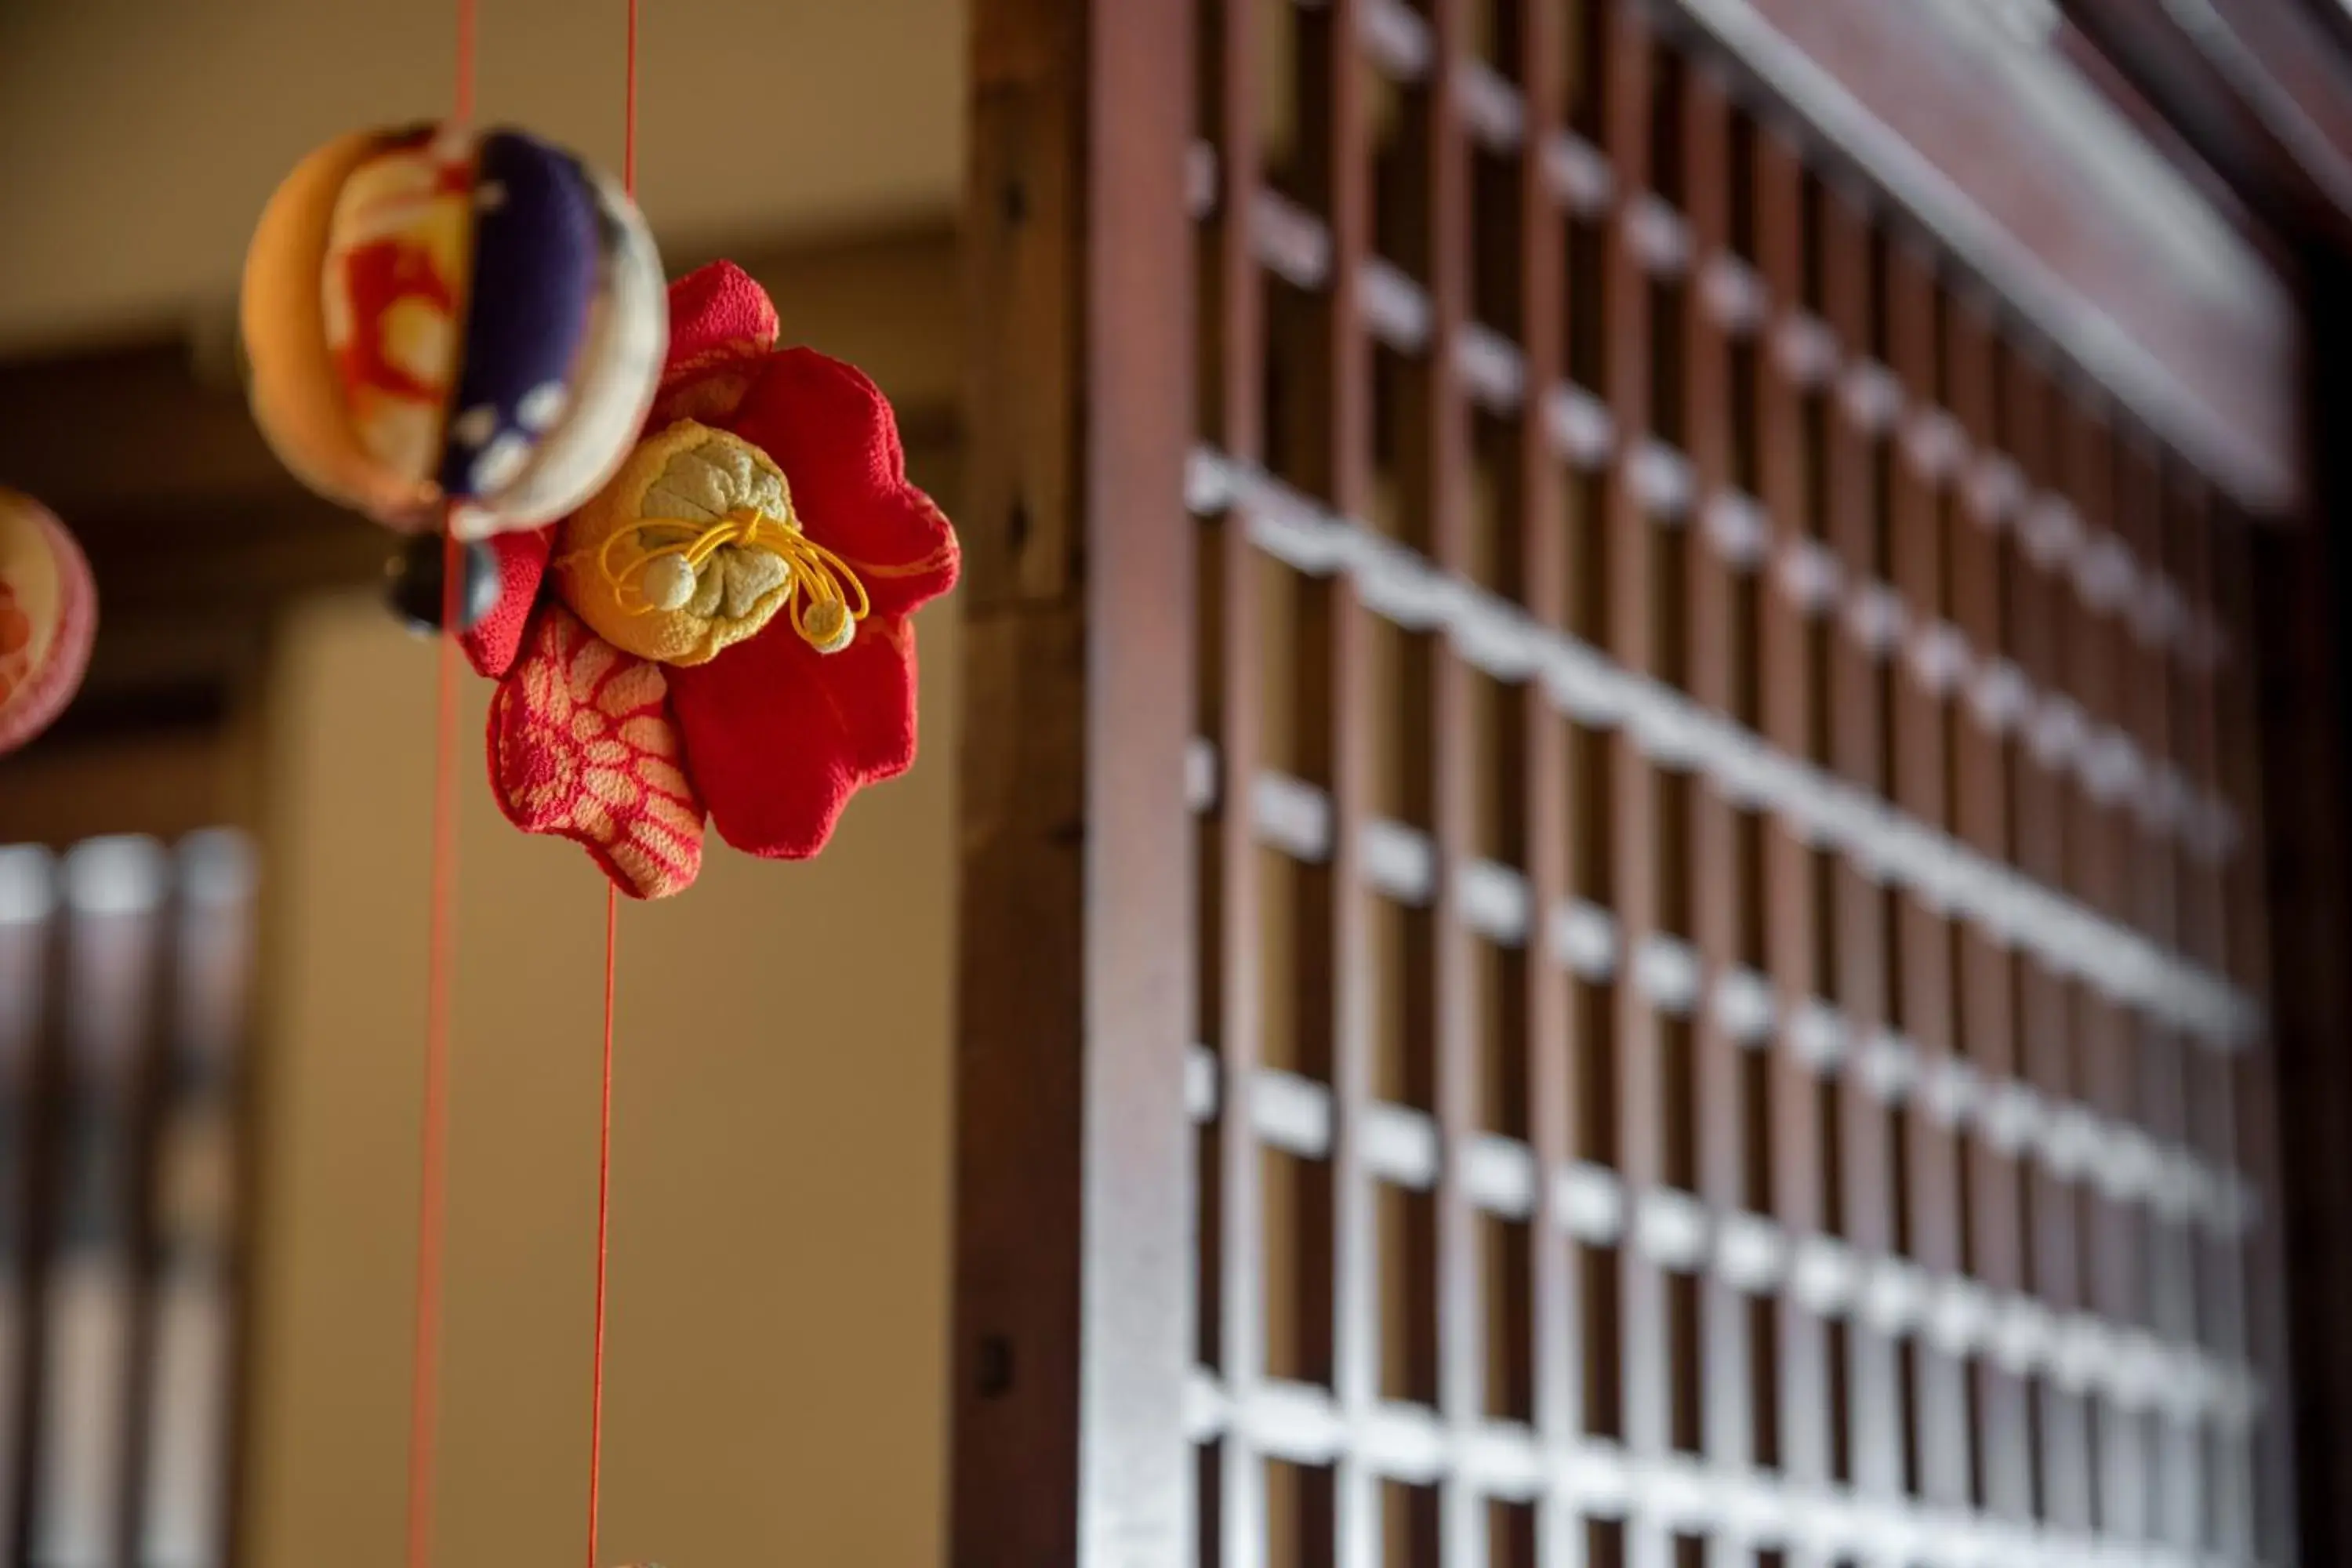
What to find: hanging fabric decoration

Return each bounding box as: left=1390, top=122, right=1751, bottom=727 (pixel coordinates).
left=0, top=488, right=96, bottom=757
left=465, top=260, right=960, bottom=898
left=240, top=122, right=666, bottom=552
left=237, top=24, right=953, bottom=1568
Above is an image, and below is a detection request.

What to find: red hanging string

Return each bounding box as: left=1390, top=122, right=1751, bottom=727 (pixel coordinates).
left=586, top=14, right=639, bottom=1568
left=408, top=528, right=465, bottom=1568
left=587, top=883, right=616, bottom=1568
left=408, top=5, right=476, bottom=1564
left=623, top=0, right=639, bottom=194
left=453, top=0, right=476, bottom=123
left=397, top=8, right=629, bottom=1563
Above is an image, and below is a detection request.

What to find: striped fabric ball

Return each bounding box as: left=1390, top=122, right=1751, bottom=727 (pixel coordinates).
left=0, top=489, right=96, bottom=757
left=241, top=122, right=666, bottom=539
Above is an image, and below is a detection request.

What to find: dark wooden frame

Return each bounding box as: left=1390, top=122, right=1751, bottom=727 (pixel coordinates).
left=952, top=5, right=2325, bottom=1568
left=951, top=4, right=1198, bottom=1567
left=2252, top=246, right=2352, bottom=1568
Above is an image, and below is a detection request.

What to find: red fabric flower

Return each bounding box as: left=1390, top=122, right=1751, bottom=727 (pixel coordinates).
left=468, top=261, right=959, bottom=897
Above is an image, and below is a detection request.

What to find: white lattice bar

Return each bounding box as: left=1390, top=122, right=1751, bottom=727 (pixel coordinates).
left=1186, top=1370, right=2256, bottom=1567
left=1188, top=746, right=2259, bottom=1232
left=1185, top=1048, right=2262, bottom=1427
left=0, top=844, right=58, bottom=924
left=1187, top=448, right=2262, bottom=1047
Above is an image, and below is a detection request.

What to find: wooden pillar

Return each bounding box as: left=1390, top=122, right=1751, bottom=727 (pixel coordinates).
left=953, top=2, right=1198, bottom=1564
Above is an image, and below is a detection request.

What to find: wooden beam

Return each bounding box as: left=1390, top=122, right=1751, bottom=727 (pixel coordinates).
left=2147, top=0, right=2352, bottom=214
left=1657, top=0, right=2303, bottom=514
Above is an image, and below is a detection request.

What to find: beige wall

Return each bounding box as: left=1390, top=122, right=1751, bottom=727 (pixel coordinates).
left=2, top=6, right=971, bottom=1560
left=248, top=586, right=960, bottom=1568
left=0, top=0, right=962, bottom=353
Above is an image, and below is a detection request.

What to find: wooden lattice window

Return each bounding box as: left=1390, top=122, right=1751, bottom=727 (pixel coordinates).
left=955, top=2, right=2295, bottom=1566
left=0, top=834, right=255, bottom=1568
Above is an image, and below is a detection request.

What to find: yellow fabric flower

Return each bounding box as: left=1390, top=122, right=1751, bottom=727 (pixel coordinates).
left=552, top=419, right=805, bottom=666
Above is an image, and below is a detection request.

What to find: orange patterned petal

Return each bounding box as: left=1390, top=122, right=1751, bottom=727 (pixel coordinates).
left=488, top=605, right=705, bottom=898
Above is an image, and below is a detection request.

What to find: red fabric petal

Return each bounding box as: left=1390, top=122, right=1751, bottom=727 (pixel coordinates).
left=661, top=260, right=780, bottom=382
left=724, top=349, right=959, bottom=619
left=647, top=260, right=782, bottom=429
left=487, top=605, right=706, bottom=898
left=459, top=525, right=554, bottom=678
left=668, top=614, right=921, bottom=861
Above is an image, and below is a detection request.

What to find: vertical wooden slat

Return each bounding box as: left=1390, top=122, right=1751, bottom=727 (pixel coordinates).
left=1298, top=2, right=1378, bottom=1565
left=1512, top=6, right=1580, bottom=1567
left=2117, top=439, right=2205, bottom=1552
left=1074, top=0, right=1199, bottom=1547
left=1817, top=187, right=1902, bottom=1506
left=0, top=850, right=57, bottom=1567
left=1421, top=3, right=1481, bottom=1564
left=1885, top=243, right=1969, bottom=1513
left=1751, top=125, right=1832, bottom=1530
left=1944, top=297, right=2036, bottom=1526
left=1597, top=15, right=1668, bottom=1568
left=2210, top=516, right=2299, bottom=1566
left=143, top=835, right=253, bottom=1568
left=1374, top=9, right=1446, bottom=1556
left=2117, top=437, right=2180, bottom=950
left=1207, top=0, right=1263, bottom=468
left=2113, top=435, right=2175, bottom=955
left=29, top=843, right=165, bottom=1568
left=9, top=854, right=74, bottom=1568
left=1208, top=0, right=1269, bottom=1558
left=2060, top=407, right=2122, bottom=927
left=2005, top=358, right=2066, bottom=901
left=113, top=852, right=181, bottom=1565
left=2169, top=482, right=2230, bottom=982
left=2172, top=488, right=2256, bottom=1562
left=2061, top=405, right=2149, bottom=1543
left=1676, top=67, right=1755, bottom=1554
left=2005, top=351, right=2097, bottom=1536
left=953, top=1, right=1197, bottom=1565
left=2162, top=468, right=2234, bottom=1553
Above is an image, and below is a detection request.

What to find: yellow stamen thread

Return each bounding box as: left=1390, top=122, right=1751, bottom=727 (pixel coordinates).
left=595, top=506, right=869, bottom=654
